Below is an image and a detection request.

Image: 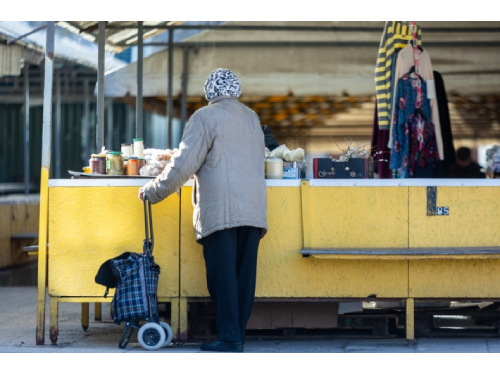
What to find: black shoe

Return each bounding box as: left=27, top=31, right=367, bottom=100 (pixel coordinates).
left=200, top=339, right=244, bottom=353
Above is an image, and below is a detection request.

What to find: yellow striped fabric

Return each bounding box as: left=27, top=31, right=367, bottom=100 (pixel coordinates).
left=375, top=21, right=421, bottom=129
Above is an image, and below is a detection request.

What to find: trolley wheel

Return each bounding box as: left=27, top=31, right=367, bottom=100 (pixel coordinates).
left=160, top=321, right=173, bottom=347
left=138, top=323, right=166, bottom=351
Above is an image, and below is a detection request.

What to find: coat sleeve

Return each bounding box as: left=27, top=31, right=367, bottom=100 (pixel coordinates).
left=141, top=112, right=211, bottom=204
left=261, top=125, right=280, bottom=151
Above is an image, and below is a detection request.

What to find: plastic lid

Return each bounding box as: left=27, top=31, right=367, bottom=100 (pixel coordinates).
left=133, top=138, right=143, bottom=142
left=121, top=143, right=132, bottom=146
left=129, top=156, right=138, bottom=160
left=138, top=158, right=145, bottom=161
left=96, top=154, right=106, bottom=157
left=108, top=151, right=122, bottom=155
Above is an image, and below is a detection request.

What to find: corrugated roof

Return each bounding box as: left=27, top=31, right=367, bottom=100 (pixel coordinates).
left=56, top=21, right=183, bottom=53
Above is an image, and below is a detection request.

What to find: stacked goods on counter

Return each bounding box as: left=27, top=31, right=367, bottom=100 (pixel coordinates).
left=140, top=148, right=178, bottom=177
left=81, top=138, right=178, bottom=177
left=264, top=145, right=306, bottom=179
left=313, top=142, right=374, bottom=179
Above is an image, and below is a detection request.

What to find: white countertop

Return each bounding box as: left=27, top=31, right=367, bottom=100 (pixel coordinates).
left=48, top=178, right=500, bottom=188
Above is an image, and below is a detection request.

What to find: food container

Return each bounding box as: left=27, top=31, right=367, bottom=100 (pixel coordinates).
left=121, top=143, right=133, bottom=159
left=82, top=166, right=91, bottom=174
left=89, top=154, right=106, bottom=175
left=106, top=151, right=124, bottom=175
left=133, top=138, right=144, bottom=159
left=265, top=157, right=283, bottom=179
left=139, top=158, right=146, bottom=169
left=123, top=159, right=128, bottom=175
left=127, top=156, right=139, bottom=176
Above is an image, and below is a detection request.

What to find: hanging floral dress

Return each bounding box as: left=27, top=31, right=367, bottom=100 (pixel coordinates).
left=390, top=74, right=440, bottom=178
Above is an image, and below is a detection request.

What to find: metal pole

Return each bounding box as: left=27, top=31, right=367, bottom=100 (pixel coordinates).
left=23, top=64, right=30, bottom=195
left=7, top=23, right=48, bottom=45
left=84, top=79, right=90, bottom=160
left=126, top=106, right=134, bottom=142
left=55, top=73, right=61, bottom=178
left=136, top=21, right=143, bottom=139
left=180, top=47, right=189, bottom=136
left=167, top=28, right=174, bottom=149
left=106, top=98, right=113, bottom=151
left=116, top=41, right=500, bottom=48
left=36, top=20, right=55, bottom=347
left=96, top=21, right=105, bottom=152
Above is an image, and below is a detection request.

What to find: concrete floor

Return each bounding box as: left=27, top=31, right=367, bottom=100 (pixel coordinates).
left=1, top=287, right=500, bottom=353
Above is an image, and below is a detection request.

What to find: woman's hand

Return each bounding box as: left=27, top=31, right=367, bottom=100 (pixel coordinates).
left=138, top=187, right=145, bottom=201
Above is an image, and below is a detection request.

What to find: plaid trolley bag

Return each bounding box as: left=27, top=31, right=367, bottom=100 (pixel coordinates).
left=95, top=195, right=173, bottom=350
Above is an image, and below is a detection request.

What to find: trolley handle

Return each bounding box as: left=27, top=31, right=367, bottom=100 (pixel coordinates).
left=143, top=195, right=154, bottom=255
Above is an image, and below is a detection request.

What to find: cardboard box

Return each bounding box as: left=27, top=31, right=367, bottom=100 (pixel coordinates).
left=313, top=158, right=374, bottom=179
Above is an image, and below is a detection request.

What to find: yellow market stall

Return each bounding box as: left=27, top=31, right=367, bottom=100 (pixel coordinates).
left=45, top=179, right=180, bottom=344
left=179, top=178, right=500, bottom=341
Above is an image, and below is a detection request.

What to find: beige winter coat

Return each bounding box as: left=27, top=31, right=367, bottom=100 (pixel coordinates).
left=142, top=95, right=268, bottom=242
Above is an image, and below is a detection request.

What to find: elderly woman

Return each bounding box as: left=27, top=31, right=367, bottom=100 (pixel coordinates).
left=139, top=68, right=268, bottom=352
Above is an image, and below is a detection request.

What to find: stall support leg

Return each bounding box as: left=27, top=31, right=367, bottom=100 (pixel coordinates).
left=171, top=297, right=180, bottom=341
left=81, top=303, right=89, bottom=332
left=179, top=297, right=188, bottom=341
left=49, top=297, right=58, bottom=345
left=136, top=21, right=143, bottom=139
left=94, top=303, right=102, bottom=321
left=109, top=302, right=113, bottom=319
left=167, top=27, right=174, bottom=149
left=96, top=21, right=105, bottom=151
left=23, top=63, right=30, bottom=195
left=36, top=21, right=55, bottom=346
left=406, top=297, right=415, bottom=342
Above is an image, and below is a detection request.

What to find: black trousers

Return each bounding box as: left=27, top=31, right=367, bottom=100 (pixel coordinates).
left=202, top=226, right=261, bottom=342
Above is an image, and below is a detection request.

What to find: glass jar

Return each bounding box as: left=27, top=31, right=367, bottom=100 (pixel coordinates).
left=106, top=152, right=124, bottom=175
left=133, top=138, right=144, bottom=159
left=89, top=154, right=106, bottom=175
left=265, top=157, right=283, bottom=179
left=121, top=143, right=133, bottom=159
left=127, top=156, right=139, bottom=176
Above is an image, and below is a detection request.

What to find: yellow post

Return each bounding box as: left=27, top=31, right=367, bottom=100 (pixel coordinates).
left=36, top=169, right=49, bottom=345
left=94, top=303, right=102, bottom=321
left=36, top=21, right=55, bottom=346
left=49, top=297, right=58, bottom=345
left=171, top=297, right=180, bottom=341
left=179, top=297, right=188, bottom=341
left=406, top=297, right=415, bottom=341
left=301, top=180, right=311, bottom=249
left=81, top=303, right=89, bottom=331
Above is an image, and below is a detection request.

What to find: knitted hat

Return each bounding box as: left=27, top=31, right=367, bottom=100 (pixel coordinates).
left=204, top=68, right=241, bottom=101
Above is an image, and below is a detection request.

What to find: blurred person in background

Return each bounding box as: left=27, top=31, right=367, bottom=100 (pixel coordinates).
left=450, top=147, right=485, bottom=179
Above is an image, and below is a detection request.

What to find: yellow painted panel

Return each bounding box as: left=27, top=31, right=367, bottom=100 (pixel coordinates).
left=409, top=186, right=500, bottom=247
left=48, top=187, right=179, bottom=298
left=11, top=204, right=27, bottom=235
left=409, top=259, right=500, bottom=298
left=309, top=187, right=409, bottom=248
left=181, top=186, right=409, bottom=298
left=0, top=205, right=12, bottom=269
left=26, top=203, right=40, bottom=233
left=180, top=186, right=206, bottom=297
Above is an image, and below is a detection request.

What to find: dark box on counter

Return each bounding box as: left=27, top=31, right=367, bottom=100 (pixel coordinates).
left=313, top=158, right=374, bottom=179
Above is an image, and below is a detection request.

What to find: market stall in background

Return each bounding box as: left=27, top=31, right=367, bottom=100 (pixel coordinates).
left=1, top=21, right=500, bottom=347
